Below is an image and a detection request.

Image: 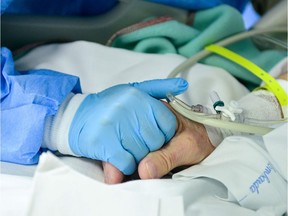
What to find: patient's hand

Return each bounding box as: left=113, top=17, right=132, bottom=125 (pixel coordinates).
left=103, top=102, right=215, bottom=184
left=138, top=102, right=215, bottom=179
left=102, top=162, right=125, bottom=184
left=278, top=72, right=287, bottom=80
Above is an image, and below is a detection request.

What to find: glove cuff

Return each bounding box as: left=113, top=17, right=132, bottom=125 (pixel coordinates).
left=43, top=93, right=89, bottom=155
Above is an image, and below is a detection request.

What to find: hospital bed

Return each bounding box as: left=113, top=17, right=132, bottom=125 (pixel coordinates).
left=1, top=0, right=187, bottom=51
left=2, top=0, right=287, bottom=51
left=1, top=1, right=287, bottom=216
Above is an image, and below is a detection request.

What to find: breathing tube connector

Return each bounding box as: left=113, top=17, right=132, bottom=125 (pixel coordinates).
left=167, top=93, right=275, bottom=135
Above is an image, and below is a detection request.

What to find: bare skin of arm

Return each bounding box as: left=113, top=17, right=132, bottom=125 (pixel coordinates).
left=278, top=72, right=287, bottom=80
left=103, top=102, right=215, bottom=184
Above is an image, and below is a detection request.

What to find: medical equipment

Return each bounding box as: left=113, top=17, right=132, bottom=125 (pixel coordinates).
left=167, top=27, right=288, bottom=135
left=1, top=0, right=187, bottom=51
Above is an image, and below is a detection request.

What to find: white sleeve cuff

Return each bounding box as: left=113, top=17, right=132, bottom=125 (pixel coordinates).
left=42, top=93, right=89, bottom=156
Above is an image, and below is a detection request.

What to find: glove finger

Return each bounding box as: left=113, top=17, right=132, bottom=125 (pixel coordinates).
left=89, top=139, right=137, bottom=176
left=130, top=78, right=188, bottom=99
left=138, top=121, right=166, bottom=152
left=100, top=132, right=137, bottom=175
left=74, top=121, right=137, bottom=175
left=149, top=99, right=177, bottom=144
left=107, top=149, right=137, bottom=175
left=121, top=132, right=150, bottom=163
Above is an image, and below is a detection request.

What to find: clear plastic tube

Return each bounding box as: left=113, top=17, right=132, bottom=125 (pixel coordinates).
left=167, top=27, right=287, bottom=135
left=167, top=27, right=286, bottom=78
left=167, top=93, right=278, bottom=135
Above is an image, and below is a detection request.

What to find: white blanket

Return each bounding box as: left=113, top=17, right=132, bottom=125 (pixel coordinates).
left=14, top=41, right=249, bottom=107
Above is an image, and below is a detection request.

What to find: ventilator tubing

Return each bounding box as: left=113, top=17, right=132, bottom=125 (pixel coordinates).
left=167, top=94, right=287, bottom=135
left=167, top=27, right=287, bottom=135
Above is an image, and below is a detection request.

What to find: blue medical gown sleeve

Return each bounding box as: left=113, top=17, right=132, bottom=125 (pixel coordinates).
left=1, top=0, right=13, bottom=14
left=146, top=0, right=250, bottom=12
left=1, top=47, right=81, bottom=165
left=2, top=0, right=117, bottom=16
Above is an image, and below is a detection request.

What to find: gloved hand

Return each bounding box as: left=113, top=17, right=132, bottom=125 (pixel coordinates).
left=44, top=78, right=188, bottom=175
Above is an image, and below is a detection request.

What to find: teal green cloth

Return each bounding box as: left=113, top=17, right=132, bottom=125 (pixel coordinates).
left=111, top=5, right=286, bottom=89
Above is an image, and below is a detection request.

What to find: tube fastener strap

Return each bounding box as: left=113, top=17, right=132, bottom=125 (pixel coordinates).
left=205, top=44, right=288, bottom=107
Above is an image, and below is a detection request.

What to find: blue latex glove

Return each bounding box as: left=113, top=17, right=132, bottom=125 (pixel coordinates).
left=69, top=78, right=188, bottom=175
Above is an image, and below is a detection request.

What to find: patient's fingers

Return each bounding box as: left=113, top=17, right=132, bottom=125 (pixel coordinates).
left=138, top=108, right=215, bottom=179
left=102, top=162, right=125, bottom=184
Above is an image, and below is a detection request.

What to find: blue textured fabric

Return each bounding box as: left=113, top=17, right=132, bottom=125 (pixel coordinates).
left=1, top=0, right=13, bottom=14
left=2, top=0, right=117, bottom=16
left=1, top=47, right=81, bottom=164
left=146, top=0, right=250, bottom=12
left=68, top=78, right=188, bottom=175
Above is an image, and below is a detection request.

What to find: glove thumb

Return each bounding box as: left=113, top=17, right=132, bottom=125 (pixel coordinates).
left=130, top=78, right=188, bottom=99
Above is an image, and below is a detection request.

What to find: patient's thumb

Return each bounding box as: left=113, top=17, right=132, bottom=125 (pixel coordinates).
left=138, top=147, right=184, bottom=179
